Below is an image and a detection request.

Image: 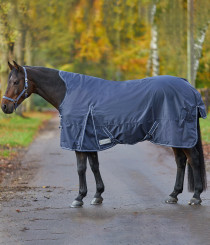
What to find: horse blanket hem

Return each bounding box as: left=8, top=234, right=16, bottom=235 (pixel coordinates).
left=58, top=71, right=206, bottom=151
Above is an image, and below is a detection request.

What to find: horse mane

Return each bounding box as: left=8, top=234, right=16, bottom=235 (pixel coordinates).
left=25, top=66, right=59, bottom=73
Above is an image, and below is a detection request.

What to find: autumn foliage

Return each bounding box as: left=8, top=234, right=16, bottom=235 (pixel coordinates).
left=0, top=0, right=209, bottom=95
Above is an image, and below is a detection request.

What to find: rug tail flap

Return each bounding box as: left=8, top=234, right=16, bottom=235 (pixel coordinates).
left=198, top=106, right=207, bottom=119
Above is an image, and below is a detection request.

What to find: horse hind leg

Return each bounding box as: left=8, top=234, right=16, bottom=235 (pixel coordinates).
left=165, top=148, right=187, bottom=204
left=71, top=151, right=88, bottom=208
left=184, top=117, right=207, bottom=205
left=183, top=146, right=207, bottom=205
left=87, top=152, right=104, bottom=205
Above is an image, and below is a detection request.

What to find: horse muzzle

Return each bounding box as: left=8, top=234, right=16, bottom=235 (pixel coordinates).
left=1, top=101, right=14, bottom=114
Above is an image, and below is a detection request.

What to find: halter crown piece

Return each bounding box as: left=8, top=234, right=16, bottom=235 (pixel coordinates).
left=3, top=66, right=28, bottom=110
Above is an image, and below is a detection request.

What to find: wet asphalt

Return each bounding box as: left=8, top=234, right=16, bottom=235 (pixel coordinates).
left=0, top=117, right=210, bottom=245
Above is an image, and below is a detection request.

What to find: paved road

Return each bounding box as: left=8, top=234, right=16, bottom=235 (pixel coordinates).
left=0, top=117, right=210, bottom=245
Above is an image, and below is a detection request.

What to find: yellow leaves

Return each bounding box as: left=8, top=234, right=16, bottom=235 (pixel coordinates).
left=125, top=0, right=136, bottom=8
left=75, top=6, right=84, bottom=20
left=93, top=0, right=103, bottom=12
left=76, top=28, right=111, bottom=62
left=113, top=19, right=124, bottom=32
left=73, top=0, right=112, bottom=62
left=71, top=0, right=151, bottom=78
left=59, top=64, right=74, bottom=72
left=112, top=32, right=150, bottom=78
left=27, top=3, right=37, bottom=20
left=76, top=29, right=108, bottom=62
left=120, top=57, right=148, bottom=73
left=0, top=2, right=11, bottom=14
left=73, top=7, right=85, bottom=33
left=75, top=21, right=86, bottom=33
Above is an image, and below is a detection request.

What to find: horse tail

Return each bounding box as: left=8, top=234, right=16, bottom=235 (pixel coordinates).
left=188, top=118, right=207, bottom=192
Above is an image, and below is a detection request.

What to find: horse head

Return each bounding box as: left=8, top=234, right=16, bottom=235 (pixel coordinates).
left=1, top=61, right=33, bottom=114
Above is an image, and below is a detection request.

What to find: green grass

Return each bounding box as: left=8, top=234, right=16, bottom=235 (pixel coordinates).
left=200, top=115, right=210, bottom=144
left=0, top=149, right=15, bottom=158
left=0, top=112, right=52, bottom=158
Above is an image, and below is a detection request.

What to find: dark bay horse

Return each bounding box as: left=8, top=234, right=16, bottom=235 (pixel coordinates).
left=1, top=61, right=207, bottom=207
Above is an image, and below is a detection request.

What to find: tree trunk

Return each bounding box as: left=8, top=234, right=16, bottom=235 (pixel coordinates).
left=187, top=0, right=194, bottom=86
left=147, top=2, right=159, bottom=77
left=193, top=22, right=209, bottom=82
left=14, top=5, right=26, bottom=116
left=0, top=4, right=10, bottom=98
left=0, top=47, right=9, bottom=98
left=24, top=30, right=32, bottom=111
left=115, top=0, right=121, bottom=81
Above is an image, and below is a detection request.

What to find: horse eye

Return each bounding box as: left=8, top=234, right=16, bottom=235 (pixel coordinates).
left=13, top=81, right=19, bottom=85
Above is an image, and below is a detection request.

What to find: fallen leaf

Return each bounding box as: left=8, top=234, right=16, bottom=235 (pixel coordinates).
left=44, top=196, right=50, bottom=199
left=20, top=227, right=30, bottom=232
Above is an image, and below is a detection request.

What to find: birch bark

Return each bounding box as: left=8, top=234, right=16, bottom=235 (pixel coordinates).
left=147, top=1, right=159, bottom=77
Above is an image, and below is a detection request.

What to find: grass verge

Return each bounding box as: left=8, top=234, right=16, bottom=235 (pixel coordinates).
left=0, top=111, right=53, bottom=159
left=200, top=115, right=210, bottom=144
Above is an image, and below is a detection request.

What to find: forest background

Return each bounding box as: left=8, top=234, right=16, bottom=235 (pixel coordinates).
left=0, top=0, right=209, bottom=110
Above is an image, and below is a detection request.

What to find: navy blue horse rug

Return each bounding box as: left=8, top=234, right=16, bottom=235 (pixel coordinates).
left=58, top=72, right=206, bottom=152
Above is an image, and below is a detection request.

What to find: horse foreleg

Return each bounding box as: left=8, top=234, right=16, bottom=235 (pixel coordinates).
left=87, top=152, right=104, bottom=205
left=71, top=151, right=88, bottom=208
left=183, top=147, right=203, bottom=205
left=165, top=148, right=187, bottom=204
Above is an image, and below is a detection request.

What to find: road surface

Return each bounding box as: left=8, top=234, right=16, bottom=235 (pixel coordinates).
left=0, top=117, right=210, bottom=245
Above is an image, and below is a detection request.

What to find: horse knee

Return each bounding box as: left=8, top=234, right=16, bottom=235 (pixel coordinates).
left=77, top=165, right=87, bottom=175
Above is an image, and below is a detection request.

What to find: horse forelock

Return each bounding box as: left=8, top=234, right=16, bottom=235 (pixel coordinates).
left=8, top=69, right=18, bottom=80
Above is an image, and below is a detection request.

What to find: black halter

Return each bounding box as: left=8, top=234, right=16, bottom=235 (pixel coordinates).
left=3, top=67, right=28, bottom=110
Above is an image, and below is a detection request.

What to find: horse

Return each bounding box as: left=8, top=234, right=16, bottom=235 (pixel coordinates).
left=1, top=61, right=207, bottom=207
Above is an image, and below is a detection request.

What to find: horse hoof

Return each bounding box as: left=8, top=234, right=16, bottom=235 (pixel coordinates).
left=70, top=200, right=84, bottom=208
left=165, top=196, right=178, bottom=204
left=188, top=198, right=201, bottom=205
left=91, top=197, right=103, bottom=205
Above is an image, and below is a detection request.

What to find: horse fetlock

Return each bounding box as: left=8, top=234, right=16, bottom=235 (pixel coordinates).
left=96, top=185, right=104, bottom=193
left=169, top=190, right=182, bottom=198
left=78, top=191, right=87, bottom=199
left=174, top=189, right=183, bottom=194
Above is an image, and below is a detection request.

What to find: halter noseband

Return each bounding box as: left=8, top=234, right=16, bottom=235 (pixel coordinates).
left=3, top=67, right=28, bottom=110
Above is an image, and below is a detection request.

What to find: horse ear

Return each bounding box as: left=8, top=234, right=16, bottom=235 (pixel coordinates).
left=13, top=60, right=23, bottom=73
left=13, top=60, right=20, bottom=70
left=8, top=61, right=14, bottom=70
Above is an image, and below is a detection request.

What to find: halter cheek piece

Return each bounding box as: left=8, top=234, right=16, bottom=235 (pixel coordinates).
left=3, top=67, right=28, bottom=110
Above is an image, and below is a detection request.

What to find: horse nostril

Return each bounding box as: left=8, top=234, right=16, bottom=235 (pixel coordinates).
left=3, top=104, right=7, bottom=111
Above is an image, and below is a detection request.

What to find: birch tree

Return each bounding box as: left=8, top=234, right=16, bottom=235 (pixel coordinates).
left=187, top=0, right=194, bottom=86
left=193, top=22, right=209, bottom=83
left=147, top=0, right=159, bottom=77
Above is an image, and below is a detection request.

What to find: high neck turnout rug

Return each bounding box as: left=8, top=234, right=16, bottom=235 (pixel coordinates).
left=58, top=71, right=206, bottom=152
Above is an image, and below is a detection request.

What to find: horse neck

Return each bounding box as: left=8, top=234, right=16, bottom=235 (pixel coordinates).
left=27, top=66, right=66, bottom=110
